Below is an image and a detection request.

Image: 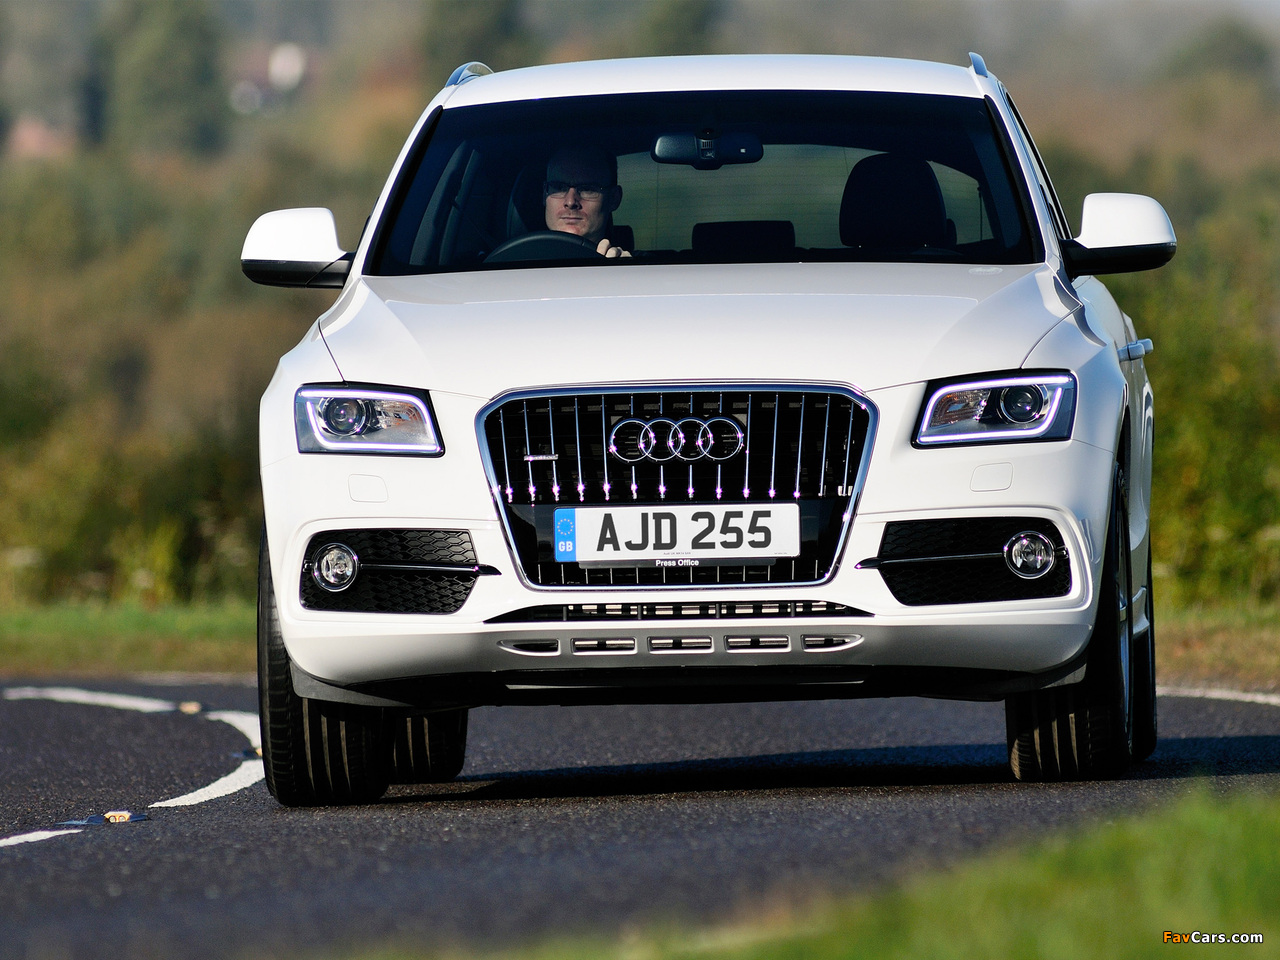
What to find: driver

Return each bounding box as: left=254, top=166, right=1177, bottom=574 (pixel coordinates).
left=543, top=147, right=631, bottom=258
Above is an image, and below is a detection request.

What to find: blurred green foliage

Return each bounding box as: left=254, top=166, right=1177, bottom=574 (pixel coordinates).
left=1041, top=115, right=1280, bottom=605
left=1111, top=185, right=1280, bottom=605
left=1164, top=14, right=1275, bottom=80
left=634, top=0, right=723, bottom=57
left=422, top=0, right=542, bottom=77
left=85, top=0, right=229, bottom=154
left=0, top=2, right=1278, bottom=610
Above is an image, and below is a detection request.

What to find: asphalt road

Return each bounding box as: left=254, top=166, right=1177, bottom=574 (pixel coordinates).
left=1, top=677, right=1278, bottom=960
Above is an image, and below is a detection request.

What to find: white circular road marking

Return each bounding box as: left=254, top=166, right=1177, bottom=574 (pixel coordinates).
left=1, top=685, right=263, bottom=848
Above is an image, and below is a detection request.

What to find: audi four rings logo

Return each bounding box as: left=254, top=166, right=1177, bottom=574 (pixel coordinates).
left=608, top=416, right=745, bottom=463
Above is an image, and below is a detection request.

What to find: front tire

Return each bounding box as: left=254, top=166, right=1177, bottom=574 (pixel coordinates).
left=1132, top=551, right=1158, bottom=761
left=258, top=533, right=389, bottom=806
left=388, top=710, right=469, bottom=784
left=1005, top=468, right=1137, bottom=781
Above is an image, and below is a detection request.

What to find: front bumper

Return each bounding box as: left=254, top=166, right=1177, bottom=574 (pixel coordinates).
left=261, top=380, right=1117, bottom=705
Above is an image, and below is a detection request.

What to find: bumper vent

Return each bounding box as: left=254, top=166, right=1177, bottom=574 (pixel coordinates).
left=299, top=529, right=483, bottom=614
left=481, top=387, right=874, bottom=587
left=486, top=599, right=869, bottom=624
left=872, top=518, right=1071, bottom=606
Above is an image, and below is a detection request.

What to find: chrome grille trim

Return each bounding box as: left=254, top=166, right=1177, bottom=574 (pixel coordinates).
left=477, top=383, right=877, bottom=589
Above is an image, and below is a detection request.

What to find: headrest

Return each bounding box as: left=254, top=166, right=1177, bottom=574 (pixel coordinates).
left=691, top=220, right=796, bottom=261
left=839, top=153, right=948, bottom=252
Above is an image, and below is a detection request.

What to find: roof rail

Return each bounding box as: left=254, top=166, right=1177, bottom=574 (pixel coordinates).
left=446, top=62, right=494, bottom=87
left=968, top=52, right=989, bottom=78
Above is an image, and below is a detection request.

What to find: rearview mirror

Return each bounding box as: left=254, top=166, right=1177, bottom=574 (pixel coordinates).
left=1061, top=193, right=1176, bottom=279
left=241, top=207, right=353, bottom=288
left=652, top=132, right=763, bottom=169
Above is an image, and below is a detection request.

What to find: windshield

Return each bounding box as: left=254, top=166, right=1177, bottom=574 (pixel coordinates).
left=368, top=90, right=1039, bottom=275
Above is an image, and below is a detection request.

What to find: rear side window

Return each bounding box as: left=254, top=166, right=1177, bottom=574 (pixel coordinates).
left=369, top=90, right=1039, bottom=274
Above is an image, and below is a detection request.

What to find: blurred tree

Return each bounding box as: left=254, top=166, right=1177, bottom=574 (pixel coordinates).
left=635, top=0, right=720, bottom=56
left=422, top=0, right=541, bottom=86
left=1164, top=16, right=1274, bottom=81
left=0, top=5, right=10, bottom=147
left=0, top=340, right=56, bottom=452
left=219, top=0, right=336, bottom=46
left=83, top=0, right=228, bottom=155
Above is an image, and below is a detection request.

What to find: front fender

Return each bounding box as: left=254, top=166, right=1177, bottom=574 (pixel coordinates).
left=1025, top=317, right=1127, bottom=456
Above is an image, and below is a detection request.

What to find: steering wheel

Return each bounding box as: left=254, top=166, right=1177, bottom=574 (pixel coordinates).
left=484, top=230, right=602, bottom=264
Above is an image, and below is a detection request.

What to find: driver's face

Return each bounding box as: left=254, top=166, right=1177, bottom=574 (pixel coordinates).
left=544, top=156, right=615, bottom=242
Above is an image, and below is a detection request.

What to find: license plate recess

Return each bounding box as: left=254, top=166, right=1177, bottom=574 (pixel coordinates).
left=553, top=503, right=801, bottom=568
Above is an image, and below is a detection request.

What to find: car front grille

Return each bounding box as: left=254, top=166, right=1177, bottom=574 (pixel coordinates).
left=481, top=387, right=875, bottom=587
left=873, top=518, right=1072, bottom=605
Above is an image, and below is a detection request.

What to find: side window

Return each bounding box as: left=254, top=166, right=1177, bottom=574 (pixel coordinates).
left=1004, top=94, right=1072, bottom=240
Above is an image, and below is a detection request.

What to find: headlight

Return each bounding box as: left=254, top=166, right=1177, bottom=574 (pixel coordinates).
left=295, top=385, right=443, bottom=455
left=915, top=373, right=1076, bottom=446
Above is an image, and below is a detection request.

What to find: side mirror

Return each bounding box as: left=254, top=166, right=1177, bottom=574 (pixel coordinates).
left=1060, top=193, right=1176, bottom=279
left=241, top=208, right=353, bottom=288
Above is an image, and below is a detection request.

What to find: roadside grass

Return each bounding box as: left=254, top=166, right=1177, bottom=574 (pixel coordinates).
left=343, top=788, right=1278, bottom=960
left=1157, top=602, right=1280, bottom=693
left=0, top=600, right=255, bottom=675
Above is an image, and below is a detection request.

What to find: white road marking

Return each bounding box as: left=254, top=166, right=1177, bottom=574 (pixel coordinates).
left=151, top=709, right=263, bottom=808
left=0, top=829, right=83, bottom=848
left=206, top=710, right=262, bottom=748
left=151, top=758, right=265, bottom=808
left=0, top=687, right=265, bottom=847
left=1157, top=685, right=1280, bottom=709
left=3, top=686, right=175, bottom=713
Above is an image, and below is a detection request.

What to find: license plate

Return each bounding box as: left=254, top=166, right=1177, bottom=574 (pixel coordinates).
left=554, top=503, right=801, bottom=566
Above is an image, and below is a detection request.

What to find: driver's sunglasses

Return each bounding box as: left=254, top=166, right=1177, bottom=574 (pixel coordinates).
left=544, top=180, right=607, bottom=201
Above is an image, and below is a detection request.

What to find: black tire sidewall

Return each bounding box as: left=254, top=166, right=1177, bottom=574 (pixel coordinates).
left=1087, top=467, right=1136, bottom=770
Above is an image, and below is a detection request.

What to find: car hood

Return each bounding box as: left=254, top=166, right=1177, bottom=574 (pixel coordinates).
left=321, top=262, right=1077, bottom=398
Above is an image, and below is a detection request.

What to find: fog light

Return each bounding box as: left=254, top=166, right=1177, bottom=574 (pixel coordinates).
left=313, top=543, right=359, bottom=592
left=1004, top=532, right=1055, bottom=580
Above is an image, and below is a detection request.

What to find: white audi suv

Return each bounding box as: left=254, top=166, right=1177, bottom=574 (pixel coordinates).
left=243, top=53, right=1176, bottom=805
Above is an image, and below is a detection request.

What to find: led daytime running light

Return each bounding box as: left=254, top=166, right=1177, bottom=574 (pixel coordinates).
left=917, top=374, right=1075, bottom=446
left=296, top=387, right=442, bottom=454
